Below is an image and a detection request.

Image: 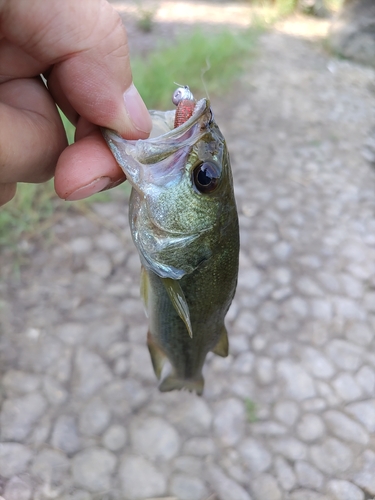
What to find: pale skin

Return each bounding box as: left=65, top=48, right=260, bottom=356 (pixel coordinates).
left=0, top=0, right=152, bottom=206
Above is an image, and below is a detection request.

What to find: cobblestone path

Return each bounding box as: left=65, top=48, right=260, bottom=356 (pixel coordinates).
left=1, top=13, right=375, bottom=500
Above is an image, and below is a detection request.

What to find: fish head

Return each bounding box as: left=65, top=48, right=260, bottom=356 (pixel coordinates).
left=102, top=99, right=237, bottom=279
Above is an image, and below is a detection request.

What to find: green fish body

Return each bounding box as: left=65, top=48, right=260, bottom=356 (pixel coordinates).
left=103, top=97, right=239, bottom=394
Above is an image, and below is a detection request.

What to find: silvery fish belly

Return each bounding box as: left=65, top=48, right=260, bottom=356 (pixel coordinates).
left=102, top=91, right=239, bottom=395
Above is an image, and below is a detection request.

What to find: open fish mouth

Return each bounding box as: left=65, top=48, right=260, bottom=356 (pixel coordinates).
left=101, top=98, right=213, bottom=191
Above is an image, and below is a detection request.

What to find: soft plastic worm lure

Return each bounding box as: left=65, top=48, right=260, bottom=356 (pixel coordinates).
left=172, top=86, right=196, bottom=128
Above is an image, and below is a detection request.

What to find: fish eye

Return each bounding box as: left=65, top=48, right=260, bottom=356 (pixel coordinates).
left=192, top=161, right=221, bottom=194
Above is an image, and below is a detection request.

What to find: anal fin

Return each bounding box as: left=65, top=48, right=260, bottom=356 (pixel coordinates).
left=147, top=332, right=167, bottom=380
left=212, top=326, right=229, bottom=357
left=140, top=266, right=149, bottom=317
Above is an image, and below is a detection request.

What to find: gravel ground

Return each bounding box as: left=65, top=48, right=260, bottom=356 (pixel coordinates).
left=1, top=6, right=375, bottom=500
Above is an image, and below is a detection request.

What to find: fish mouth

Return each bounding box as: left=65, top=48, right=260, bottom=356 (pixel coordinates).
left=101, top=98, right=212, bottom=190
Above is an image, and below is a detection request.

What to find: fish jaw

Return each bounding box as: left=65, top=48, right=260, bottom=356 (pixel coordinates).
left=101, top=98, right=211, bottom=194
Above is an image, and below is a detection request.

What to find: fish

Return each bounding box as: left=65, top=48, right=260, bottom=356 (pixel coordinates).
left=102, top=87, right=239, bottom=395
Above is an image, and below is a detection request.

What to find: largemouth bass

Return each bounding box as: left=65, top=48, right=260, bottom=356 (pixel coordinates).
left=102, top=88, right=239, bottom=395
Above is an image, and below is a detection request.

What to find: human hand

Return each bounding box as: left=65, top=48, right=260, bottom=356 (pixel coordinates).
left=0, top=0, right=152, bottom=206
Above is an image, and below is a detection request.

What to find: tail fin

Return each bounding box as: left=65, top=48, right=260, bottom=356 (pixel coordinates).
left=159, top=373, right=204, bottom=396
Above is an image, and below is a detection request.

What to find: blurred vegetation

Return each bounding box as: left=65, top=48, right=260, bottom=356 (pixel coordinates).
left=132, top=27, right=261, bottom=110
left=136, top=5, right=156, bottom=32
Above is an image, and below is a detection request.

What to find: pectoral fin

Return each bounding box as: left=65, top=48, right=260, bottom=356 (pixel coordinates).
left=147, top=331, right=167, bottom=380
left=162, top=278, right=193, bottom=338
left=212, top=326, right=229, bottom=357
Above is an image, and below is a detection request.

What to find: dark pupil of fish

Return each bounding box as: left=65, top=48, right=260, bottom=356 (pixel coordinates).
left=193, top=162, right=219, bottom=193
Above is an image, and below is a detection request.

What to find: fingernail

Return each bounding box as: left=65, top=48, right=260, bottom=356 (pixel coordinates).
left=65, top=177, right=111, bottom=201
left=123, top=84, right=152, bottom=134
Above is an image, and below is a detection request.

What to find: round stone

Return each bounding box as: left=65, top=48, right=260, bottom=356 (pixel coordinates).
left=206, top=463, right=252, bottom=500
left=310, top=438, right=353, bottom=474
left=79, top=397, right=111, bottom=436
left=326, top=479, right=365, bottom=500
left=42, top=376, right=68, bottom=405
left=259, top=302, right=280, bottom=322
left=69, top=237, right=92, bottom=254
left=130, top=416, right=180, bottom=461
left=213, top=398, right=245, bottom=446
left=72, top=447, right=117, bottom=492
left=119, top=455, right=166, bottom=499
left=326, top=340, right=363, bottom=371
left=273, top=267, right=292, bottom=285
left=271, top=438, right=307, bottom=461
left=274, top=456, right=296, bottom=491
left=95, top=231, right=122, bottom=252
left=295, top=461, right=324, bottom=490
left=346, top=400, right=375, bottom=432
left=174, top=456, right=204, bottom=476
left=102, top=425, right=127, bottom=451
left=324, top=410, right=369, bottom=444
left=170, top=474, right=208, bottom=500
left=345, top=322, right=373, bottom=346
left=284, top=297, right=308, bottom=318
left=169, top=394, right=213, bottom=436
left=183, top=437, right=216, bottom=456
left=239, top=438, right=272, bottom=473
left=251, top=473, right=282, bottom=500
left=2, top=370, right=41, bottom=395
left=353, top=450, right=375, bottom=495
left=86, top=252, right=112, bottom=278
left=277, top=361, right=316, bottom=400
left=0, top=443, right=33, bottom=478
left=0, top=393, right=48, bottom=441
left=355, top=366, right=375, bottom=394
left=273, top=241, right=292, bottom=260
left=128, top=344, right=156, bottom=382
left=55, top=322, right=86, bottom=345
left=333, top=373, right=362, bottom=402
left=74, top=348, right=113, bottom=400
left=255, top=357, right=275, bottom=385
left=297, top=413, right=325, bottom=442
left=274, top=400, right=300, bottom=427
left=296, top=276, right=324, bottom=296
left=301, top=347, right=335, bottom=379
left=51, top=415, right=81, bottom=454
left=233, top=310, right=258, bottom=337
left=3, top=476, right=32, bottom=500
left=232, top=352, right=255, bottom=374
left=290, top=490, right=329, bottom=500
left=31, top=448, right=70, bottom=484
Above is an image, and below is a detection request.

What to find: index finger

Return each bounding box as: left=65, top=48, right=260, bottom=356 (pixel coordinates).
left=0, top=0, right=152, bottom=138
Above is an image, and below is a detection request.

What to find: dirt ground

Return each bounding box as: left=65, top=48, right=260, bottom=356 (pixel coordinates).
left=1, top=2, right=375, bottom=500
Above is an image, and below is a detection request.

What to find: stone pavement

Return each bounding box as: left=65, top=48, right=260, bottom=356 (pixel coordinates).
left=1, top=14, right=375, bottom=500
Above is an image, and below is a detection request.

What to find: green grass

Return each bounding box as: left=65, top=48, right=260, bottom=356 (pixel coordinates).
left=245, top=398, right=258, bottom=423
left=132, top=27, right=261, bottom=110
left=0, top=181, right=57, bottom=249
